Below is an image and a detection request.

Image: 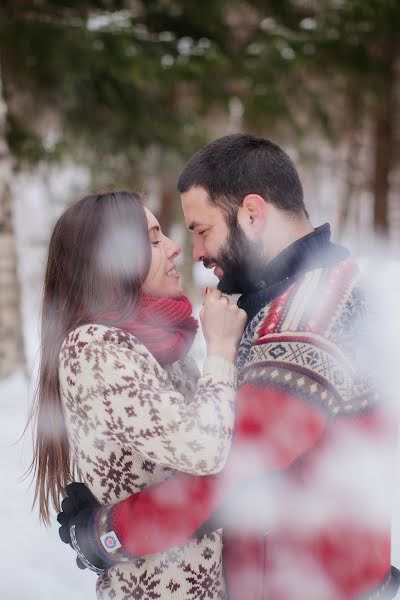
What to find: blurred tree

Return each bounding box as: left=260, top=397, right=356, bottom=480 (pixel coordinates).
left=0, top=0, right=236, bottom=377
left=235, top=0, right=400, bottom=234
left=288, top=0, right=399, bottom=235
left=0, top=0, right=398, bottom=377
left=0, top=61, right=24, bottom=377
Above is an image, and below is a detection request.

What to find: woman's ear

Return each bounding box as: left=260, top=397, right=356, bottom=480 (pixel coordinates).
left=237, top=194, right=267, bottom=237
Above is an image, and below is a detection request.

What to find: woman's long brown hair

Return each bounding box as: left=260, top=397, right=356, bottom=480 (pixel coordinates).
left=29, top=191, right=151, bottom=523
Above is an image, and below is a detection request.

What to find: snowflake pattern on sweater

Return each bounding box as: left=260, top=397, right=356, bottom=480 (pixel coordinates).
left=59, top=324, right=236, bottom=600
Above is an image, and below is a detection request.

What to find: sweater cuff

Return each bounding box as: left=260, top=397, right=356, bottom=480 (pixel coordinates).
left=202, top=355, right=236, bottom=383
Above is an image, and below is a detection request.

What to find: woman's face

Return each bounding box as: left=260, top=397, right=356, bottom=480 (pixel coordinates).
left=143, top=208, right=183, bottom=298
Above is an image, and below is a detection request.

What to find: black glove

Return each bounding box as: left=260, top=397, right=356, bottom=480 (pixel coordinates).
left=57, top=482, right=113, bottom=574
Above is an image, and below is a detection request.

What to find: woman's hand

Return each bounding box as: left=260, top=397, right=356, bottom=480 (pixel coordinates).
left=200, top=288, right=247, bottom=363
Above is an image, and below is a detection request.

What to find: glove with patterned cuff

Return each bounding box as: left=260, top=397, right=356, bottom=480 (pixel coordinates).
left=57, top=482, right=122, bottom=574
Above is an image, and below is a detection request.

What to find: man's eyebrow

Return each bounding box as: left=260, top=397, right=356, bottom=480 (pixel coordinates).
left=148, top=225, right=160, bottom=233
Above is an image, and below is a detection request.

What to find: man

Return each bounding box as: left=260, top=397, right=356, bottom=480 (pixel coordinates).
left=59, top=134, right=398, bottom=598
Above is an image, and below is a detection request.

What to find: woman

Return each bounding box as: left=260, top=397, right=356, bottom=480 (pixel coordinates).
left=31, top=191, right=246, bottom=599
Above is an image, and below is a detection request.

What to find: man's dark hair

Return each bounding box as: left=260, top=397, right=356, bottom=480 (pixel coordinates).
left=177, top=133, right=307, bottom=224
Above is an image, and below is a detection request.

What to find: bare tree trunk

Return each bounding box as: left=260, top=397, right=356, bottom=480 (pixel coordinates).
left=158, top=173, right=177, bottom=236
left=337, top=92, right=363, bottom=239
left=373, top=99, right=392, bottom=234
left=0, top=56, right=24, bottom=379
left=372, top=42, right=398, bottom=236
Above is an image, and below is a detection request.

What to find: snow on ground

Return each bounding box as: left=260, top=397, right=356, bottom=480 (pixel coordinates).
left=0, top=371, right=97, bottom=600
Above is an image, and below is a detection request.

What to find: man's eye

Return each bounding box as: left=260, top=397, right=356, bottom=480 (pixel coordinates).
left=151, top=240, right=161, bottom=246
left=198, top=230, right=207, bottom=236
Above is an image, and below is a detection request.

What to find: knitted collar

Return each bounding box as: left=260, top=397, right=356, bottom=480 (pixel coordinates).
left=238, top=223, right=349, bottom=322
left=107, top=294, right=198, bottom=366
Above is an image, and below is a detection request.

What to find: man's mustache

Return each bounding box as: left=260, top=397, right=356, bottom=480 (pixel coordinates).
left=203, top=258, right=217, bottom=269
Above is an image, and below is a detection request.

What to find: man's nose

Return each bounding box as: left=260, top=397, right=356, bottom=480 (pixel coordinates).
left=192, top=239, right=204, bottom=262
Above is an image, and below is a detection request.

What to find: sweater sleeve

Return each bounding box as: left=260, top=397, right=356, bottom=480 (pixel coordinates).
left=59, top=326, right=236, bottom=476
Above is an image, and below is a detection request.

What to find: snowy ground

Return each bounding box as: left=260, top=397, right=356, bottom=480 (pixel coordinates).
left=1, top=371, right=97, bottom=600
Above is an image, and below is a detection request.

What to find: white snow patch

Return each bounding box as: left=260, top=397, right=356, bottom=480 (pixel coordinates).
left=0, top=371, right=96, bottom=600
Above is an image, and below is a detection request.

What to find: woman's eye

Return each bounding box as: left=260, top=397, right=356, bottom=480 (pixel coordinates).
left=198, top=230, right=207, bottom=236
left=151, top=240, right=161, bottom=246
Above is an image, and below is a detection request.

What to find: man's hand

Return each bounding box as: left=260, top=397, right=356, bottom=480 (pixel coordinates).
left=57, top=482, right=110, bottom=574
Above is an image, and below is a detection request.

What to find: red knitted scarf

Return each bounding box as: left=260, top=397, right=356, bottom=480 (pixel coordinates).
left=118, top=294, right=198, bottom=366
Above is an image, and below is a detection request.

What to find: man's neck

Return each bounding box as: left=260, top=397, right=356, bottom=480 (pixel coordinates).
left=263, top=213, right=313, bottom=263
left=238, top=223, right=350, bottom=322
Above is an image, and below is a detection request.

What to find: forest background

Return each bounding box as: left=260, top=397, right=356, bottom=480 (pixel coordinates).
left=1, top=1, right=400, bottom=598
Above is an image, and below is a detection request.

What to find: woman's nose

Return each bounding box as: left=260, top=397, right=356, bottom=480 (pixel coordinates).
left=166, top=237, right=181, bottom=259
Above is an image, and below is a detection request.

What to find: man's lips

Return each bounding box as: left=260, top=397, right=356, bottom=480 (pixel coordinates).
left=214, top=266, right=224, bottom=279
left=203, top=261, right=223, bottom=279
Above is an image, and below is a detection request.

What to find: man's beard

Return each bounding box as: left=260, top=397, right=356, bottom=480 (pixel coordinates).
left=204, top=221, right=268, bottom=295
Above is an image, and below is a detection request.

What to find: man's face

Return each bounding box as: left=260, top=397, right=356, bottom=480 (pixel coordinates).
left=181, top=186, right=267, bottom=294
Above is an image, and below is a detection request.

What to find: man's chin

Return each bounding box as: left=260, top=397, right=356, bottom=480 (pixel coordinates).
left=217, top=277, right=240, bottom=295
left=218, top=272, right=261, bottom=295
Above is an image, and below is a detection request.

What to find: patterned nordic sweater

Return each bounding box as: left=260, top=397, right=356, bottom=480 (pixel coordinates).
left=87, top=256, right=399, bottom=599
left=59, top=324, right=236, bottom=600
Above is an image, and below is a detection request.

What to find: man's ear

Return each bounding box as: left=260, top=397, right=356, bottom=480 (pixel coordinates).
left=237, top=194, right=267, bottom=237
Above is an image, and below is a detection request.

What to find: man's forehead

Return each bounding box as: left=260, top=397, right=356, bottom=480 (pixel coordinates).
left=181, top=186, right=222, bottom=226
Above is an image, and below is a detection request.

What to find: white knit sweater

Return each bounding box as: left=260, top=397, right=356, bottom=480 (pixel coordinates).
left=59, top=324, right=236, bottom=600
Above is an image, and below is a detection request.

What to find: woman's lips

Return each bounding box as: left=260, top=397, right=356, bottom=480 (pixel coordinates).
left=166, top=266, right=180, bottom=278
